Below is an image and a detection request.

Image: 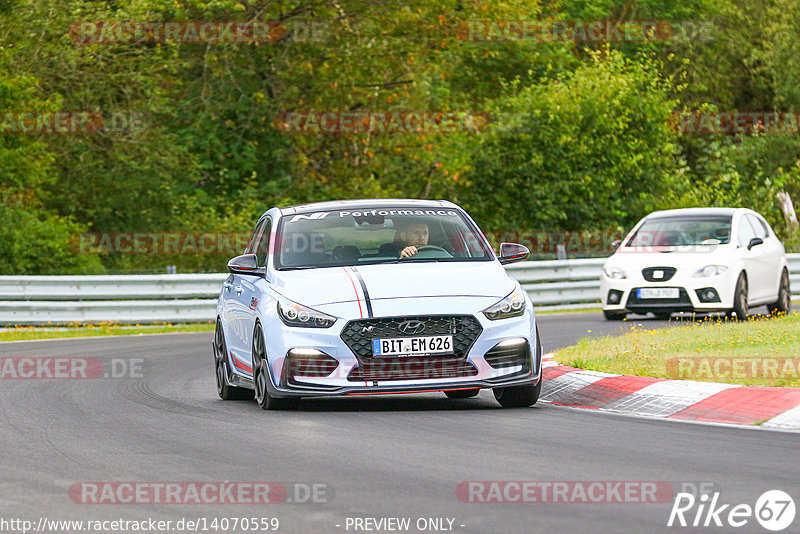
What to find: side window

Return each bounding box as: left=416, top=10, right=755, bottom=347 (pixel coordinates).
left=747, top=214, right=769, bottom=239
left=737, top=216, right=758, bottom=247
left=245, top=218, right=268, bottom=255
left=255, top=219, right=272, bottom=266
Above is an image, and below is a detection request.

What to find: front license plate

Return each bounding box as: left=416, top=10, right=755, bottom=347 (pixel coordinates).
left=637, top=288, right=679, bottom=299
left=372, top=335, right=454, bottom=357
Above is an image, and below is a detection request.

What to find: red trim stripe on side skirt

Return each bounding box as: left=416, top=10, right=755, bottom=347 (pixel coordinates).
left=230, top=351, right=253, bottom=374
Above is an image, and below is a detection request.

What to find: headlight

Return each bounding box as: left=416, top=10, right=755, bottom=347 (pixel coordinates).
left=277, top=298, right=337, bottom=328
left=483, top=288, right=526, bottom=320
left=694, top=265, right=728, bottom=278
left=603, top=266, right=627, bottom=279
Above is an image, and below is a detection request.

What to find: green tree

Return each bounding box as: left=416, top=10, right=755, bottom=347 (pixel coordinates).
left=460, top=50, right=685, bottom=231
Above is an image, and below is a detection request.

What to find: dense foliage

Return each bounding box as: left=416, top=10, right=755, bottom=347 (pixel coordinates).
left=1, top=0, right=799, bottom=272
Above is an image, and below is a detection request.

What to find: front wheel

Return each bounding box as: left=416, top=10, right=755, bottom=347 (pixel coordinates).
left=214, top=320, right=254, bottom=401
left=729, top=273, right=748, bottom=320
left=493, top=380, right=541, bottom=408
left=252, top=324, right=300, bottom=410
left=767, top=269, right=791, bottom=315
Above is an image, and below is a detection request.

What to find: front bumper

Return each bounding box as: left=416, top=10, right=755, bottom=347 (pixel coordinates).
left=237, top=308, right=541, bottom=398
left=263, top=372, right=540, bottom=398
left=600, top=269, right=736, bottom=314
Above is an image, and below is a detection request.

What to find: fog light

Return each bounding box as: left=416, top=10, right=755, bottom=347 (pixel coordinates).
left=484, top=339, right=532, bottom=371
left=607, top=290, right=623, bottom=304
left=282, top=348, right=339, bottom=385
left=695, top=287, right=721, bottom=303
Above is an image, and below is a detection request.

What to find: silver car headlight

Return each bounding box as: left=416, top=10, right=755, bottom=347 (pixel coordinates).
left=277, top=298, right=337, bottom=328
left=694, top=265, right=728, bottom=278
left=483, top=287, right=526, bottom=320
left=603, top=266, right=627, bottom=279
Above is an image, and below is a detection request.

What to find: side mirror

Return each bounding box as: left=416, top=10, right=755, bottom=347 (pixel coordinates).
left=747, top=237, right=763, bottom=250
left=611, top=239, right=622, bottom=250
left=227, top=253, right=265, bottom=275
left=498, top=242, right=530, bottom=265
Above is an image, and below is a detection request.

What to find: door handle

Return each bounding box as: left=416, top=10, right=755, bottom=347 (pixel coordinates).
left=222, top=283, right=233, bottom=291
left=234, top=285, right=243, bottom=295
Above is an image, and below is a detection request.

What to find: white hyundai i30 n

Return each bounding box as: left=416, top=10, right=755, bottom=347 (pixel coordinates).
left=213, top=199, right=542, bottom=409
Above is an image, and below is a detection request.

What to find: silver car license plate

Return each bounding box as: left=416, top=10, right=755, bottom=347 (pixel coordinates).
left=637, top=288, right=679, bottom=299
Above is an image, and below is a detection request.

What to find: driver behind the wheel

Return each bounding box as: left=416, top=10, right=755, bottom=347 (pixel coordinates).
left=393, top=220, right=430, bottom=258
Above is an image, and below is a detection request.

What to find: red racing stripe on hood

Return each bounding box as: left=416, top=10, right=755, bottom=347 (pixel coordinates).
left=342, top=267, right=364, bottom=318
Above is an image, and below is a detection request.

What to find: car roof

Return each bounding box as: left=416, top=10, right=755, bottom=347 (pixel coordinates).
left=644, top=207, right=745, bottom=219
left=278, top=198, right=459, bottom=216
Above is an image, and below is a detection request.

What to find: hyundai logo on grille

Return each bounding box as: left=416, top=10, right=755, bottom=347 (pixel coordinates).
left=397, top=320, right=426, bottom=335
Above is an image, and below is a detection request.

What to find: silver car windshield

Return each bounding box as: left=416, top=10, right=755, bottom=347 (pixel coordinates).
left=626, top=216, right=733, bottom=247
left=276, top=208, right=493, bottom=269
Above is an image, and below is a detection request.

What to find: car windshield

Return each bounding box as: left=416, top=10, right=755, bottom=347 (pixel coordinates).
left=276, top=207, right=494, bottom=269
left=625, top=216, right=733, bottom=247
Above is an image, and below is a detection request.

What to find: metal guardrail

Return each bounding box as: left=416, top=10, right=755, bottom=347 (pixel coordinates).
left=504, top=258, right=607, bottom=309
left=0, top=274, right=226, bottom=325
left=0, top=255, right=798, bottom=324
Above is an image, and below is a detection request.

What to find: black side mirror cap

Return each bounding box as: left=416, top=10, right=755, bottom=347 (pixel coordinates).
left=747, top=237, right=764, bottom=250
left=498, top=242, right=530, bottom=265
left=227, top=253, right=265, bottom=275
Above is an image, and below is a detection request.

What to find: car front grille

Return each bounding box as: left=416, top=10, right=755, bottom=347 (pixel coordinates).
left=340, top=315, right=483, bottom=360
left=642, top=267, right=677, bottom=282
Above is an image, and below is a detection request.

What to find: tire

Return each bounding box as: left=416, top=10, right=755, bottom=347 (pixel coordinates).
left=493, top=380, right=541, bottom=408
left=252, top=323, right=300, bottom=410
left=767, top=269, right=792, bottom=315
left=729, top=273, right=749, bottom=320
left=444, top=389, right=480, bottom=399
left=214, top=320, right=254, bottom=401
left=603, top=310, right=627, bottom=321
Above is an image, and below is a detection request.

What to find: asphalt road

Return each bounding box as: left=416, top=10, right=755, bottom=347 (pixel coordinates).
left=537, top=311, right=675, bottom=351
left=0, top=313, right=797, bottom=534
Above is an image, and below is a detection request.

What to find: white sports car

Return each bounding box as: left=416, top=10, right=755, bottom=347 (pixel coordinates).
left=601, top=207, right=791, bottom=320
left=213, top=199, right=541, bottom=409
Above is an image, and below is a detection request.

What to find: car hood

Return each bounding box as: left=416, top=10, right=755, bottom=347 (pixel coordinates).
left=271, top=261, right=515, bottom=307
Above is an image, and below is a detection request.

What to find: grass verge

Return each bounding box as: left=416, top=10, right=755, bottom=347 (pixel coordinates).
left=0, top=322, right=214, bottom=342
left=557, top=311, right=800, bottom=387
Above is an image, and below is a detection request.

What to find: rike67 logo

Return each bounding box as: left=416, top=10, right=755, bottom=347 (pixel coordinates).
left=668, top=490, right=795, bottom=531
